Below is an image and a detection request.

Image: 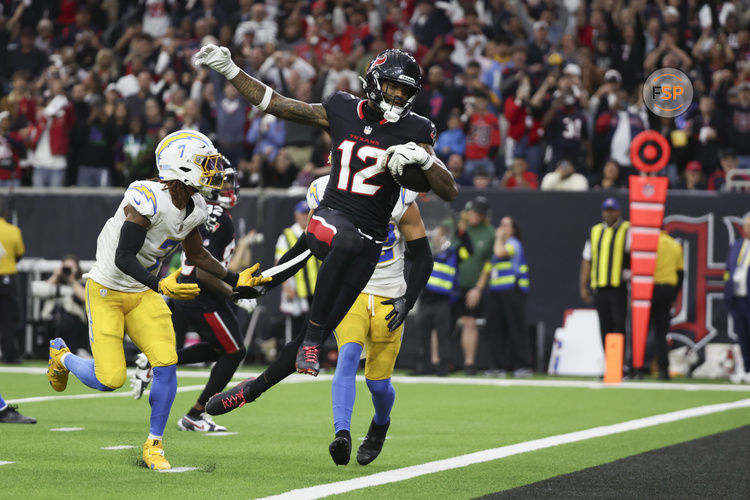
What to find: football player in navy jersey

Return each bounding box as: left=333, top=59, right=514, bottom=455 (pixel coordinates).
left=196, top=44, right=457, bottom=376
left=131, top=168, right=247, bottom=432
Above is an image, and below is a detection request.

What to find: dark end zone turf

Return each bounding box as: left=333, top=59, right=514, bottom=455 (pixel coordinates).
left=481, top=425, right=750, bottom=499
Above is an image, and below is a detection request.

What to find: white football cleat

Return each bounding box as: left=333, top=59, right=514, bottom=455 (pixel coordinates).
left=729, top=371, right=750, bottom=384
left=178, top=413, right=227, bottom=432
left=131, top=353, right=153, bottom=400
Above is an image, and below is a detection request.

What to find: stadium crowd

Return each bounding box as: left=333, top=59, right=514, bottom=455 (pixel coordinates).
left=0, top=0, right=749, bottom=191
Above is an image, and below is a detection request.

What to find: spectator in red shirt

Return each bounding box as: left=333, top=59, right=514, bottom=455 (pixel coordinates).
left=464, top=93, right=501, bottom=176
left=504, top=75, right=544, bottom=173
left=500, top=156, right=538, bottom=190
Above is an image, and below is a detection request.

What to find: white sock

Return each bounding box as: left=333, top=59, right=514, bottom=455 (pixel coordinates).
left=60, top=351, right=71, bottom=368
left=147, top=433, right=163, bottom=442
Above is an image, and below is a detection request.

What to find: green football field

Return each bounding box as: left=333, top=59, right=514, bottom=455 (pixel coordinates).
left=2, top=364, right=750, bottom=499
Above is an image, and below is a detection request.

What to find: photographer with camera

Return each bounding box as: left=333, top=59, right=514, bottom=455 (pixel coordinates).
left=43, top=255, right=89, bottom=357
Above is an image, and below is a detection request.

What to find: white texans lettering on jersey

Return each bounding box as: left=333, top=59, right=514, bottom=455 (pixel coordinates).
left=306, top=175, right=418, bottom=298
left=88, top=180, right=208, bottom=292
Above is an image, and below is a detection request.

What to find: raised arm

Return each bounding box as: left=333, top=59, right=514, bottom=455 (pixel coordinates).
left=194, top=44, right=329, bottom=131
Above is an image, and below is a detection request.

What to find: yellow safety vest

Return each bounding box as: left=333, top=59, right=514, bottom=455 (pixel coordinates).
left=590, top=221, right=629, bottom=288
left=282, top=227, right=320, bottom=298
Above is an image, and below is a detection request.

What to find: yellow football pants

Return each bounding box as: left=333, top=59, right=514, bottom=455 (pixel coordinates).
left=85, top=279, right=177, bottom=389
left=334, top=293, right=403, bottom=380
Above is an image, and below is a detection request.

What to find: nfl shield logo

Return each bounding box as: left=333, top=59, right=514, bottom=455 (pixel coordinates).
left=364, top=126, right=372, bottom=135
left=100, top=289, right=108, bottom=296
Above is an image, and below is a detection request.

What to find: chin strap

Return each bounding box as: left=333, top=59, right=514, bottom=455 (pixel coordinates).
left=379, top=100, right=404, bottom=123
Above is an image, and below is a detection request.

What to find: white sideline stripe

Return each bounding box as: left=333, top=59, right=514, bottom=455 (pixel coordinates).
left=50, top=427, right=84, bottom=432
left=0, top=461, right=15, bottom=466
left=5, top=367, right=750, bottom=397
left=203, top=432, right=238, bottom=437
left=259, top=398, right=750, bottom=500
left=159, top=467, right=199, bottom=473
left=102, top=445, right=136, bottom=450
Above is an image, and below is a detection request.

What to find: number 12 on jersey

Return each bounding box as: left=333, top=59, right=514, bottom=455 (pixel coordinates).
left=336, top=140, right=385, bottom=196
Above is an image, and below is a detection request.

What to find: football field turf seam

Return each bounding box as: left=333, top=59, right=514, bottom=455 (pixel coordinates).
left=257, top=398, right=750, bottom=500
left=4, top=366, right=750, bottom=394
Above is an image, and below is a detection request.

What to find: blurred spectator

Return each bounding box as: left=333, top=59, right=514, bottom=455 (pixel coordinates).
left=464, top=93, right=500, bottom=176
left=500, top=156, right=538, bottom=190
left=0, top=111, right=25, bottom=187
left=448, top=17, right=486, bottom=70
left=143, top=97, right=164, bottom=136
left=592, top=159, right=626, bottom=190
left=672, top=161, right=707, bottom=191
left=414, top=66, right=465, bottom=133
left=593, top=89, right=646, bottom=172
left=456, top=196, right=494, bottom=376
left=234, top=3, right=277, bottom=47
left=212, top=77, right=248, bottom=169
left=263, top=148, right=298, bottom=189
left=540, top=159, right=589, bottom=191
left=43, top=255, right=89, bottom=357
left=447, top=153, right=472, bottom=187
left=0, top=72, right=36, bottom=133
left=0, top=197, right=24, bottom=364
left=543, top=85, right=590, bottom=174
left=688, top=94, right=723, bottom=175
left=247, top=114, right=286, bottom=165
left=472, top=169, right=494, bottom=189
left=70, top=97, right=116, bottom=187
left=125, top=71, right=155, bottom=119
left=505, top=74, right=544, bottom=173
left=473, top=216, right=531, bottom=377
left=726, top=82, right=750, bottom=170
left=411, top=1, right=452, bottom=48
left=6, top=27, right=48, bottom=78
left=29, top=81, right=75, bottom=188
left=434, top=112, right=466, bottom=160
left=115, top=116, right=157, bottom=185
left=709, top=149, right=739, bottom=191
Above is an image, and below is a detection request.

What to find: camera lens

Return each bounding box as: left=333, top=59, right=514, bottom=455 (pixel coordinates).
left=62, top=267, right=72, bottom=276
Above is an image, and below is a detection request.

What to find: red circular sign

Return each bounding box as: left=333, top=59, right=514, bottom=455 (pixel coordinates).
left=630, top=130, right=670, bottom=173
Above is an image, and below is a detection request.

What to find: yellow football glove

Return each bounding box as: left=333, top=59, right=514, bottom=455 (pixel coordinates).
left=237, top=263, right=273, bottom=287
left=158, top=268, right=200, bottom=300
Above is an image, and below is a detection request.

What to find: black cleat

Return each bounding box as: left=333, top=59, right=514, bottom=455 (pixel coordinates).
left=329, top=433, right=352, bottom=466
left=357, top=419, right=390, bottom=465
left=0, top=405, right=37, bottom=424
left=295, top=340, right=321, bottom=376
left=205, top=378, right=255, bottom=416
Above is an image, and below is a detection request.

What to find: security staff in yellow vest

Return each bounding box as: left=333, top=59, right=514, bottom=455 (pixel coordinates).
left=579, top=197, right=630, bottom=351
left=650, top=230, right=683, bottom=380
left=274, top=200, right=320, bottom=347
left=0, top=197, right=24, bottom=364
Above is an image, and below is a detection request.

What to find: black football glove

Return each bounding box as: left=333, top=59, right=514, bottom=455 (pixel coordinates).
left=382, top=295, right=412, bottom=332
left=231, top=284, right=269, bottom=301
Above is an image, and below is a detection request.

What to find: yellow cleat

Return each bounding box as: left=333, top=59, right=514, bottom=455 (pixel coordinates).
left=143, top=439, right=171, bottom=470
left=47, top=338, right=70, bottom=392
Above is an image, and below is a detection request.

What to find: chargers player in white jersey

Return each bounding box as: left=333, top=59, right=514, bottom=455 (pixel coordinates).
left=46, top=130, right=269, bottom=470
left=206, top=175, right=434, bottom=467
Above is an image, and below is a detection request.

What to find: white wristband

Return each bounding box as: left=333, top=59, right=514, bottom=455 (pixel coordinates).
left=257, top=86, right=273, bottom=111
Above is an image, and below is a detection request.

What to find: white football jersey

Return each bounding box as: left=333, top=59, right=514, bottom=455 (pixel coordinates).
left=306, top=176, right=418, bottom=298
left=88, top=180, right=208, bottom=292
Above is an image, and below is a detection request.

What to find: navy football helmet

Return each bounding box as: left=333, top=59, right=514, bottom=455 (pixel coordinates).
left=362, top=49, right=422, bottom=122
left=206, top=156, right=239, bottom=208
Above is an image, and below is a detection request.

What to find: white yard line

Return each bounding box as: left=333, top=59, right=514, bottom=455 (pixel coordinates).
left=7, top=385, right=206, bottom=404
left=4, top=366, right=750, bottom=392
left=259, top=398, right=750, bottom=500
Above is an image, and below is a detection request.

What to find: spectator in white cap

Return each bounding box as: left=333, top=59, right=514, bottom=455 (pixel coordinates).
left=528, top=20, right=551, bottom=66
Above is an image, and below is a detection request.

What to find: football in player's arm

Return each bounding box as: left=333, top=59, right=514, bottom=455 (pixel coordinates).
left=194, top=44, right=457, bottom=202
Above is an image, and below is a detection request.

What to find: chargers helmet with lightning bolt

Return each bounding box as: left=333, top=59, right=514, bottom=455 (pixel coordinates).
left=155, top=130, right=225, bottom=196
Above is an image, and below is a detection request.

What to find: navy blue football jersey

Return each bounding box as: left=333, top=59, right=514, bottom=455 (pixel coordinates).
left=321, top=91, right=436, bottom=240
left=178, top=203, right=235, bottom=309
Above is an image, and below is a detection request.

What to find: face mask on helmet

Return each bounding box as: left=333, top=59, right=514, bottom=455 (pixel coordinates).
left=207, top=156, right=238, bottom=208
left=156, top=130, right=225, bottom=196
left=363, top=50, right=422, bottom=123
